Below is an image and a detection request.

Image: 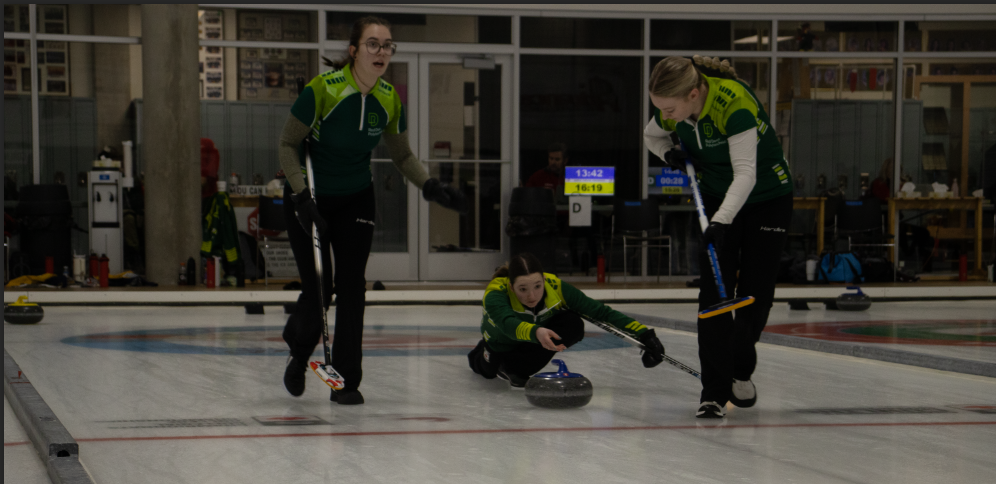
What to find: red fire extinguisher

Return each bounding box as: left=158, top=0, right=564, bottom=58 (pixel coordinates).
left=89, top=253, right=99, bottom=281
left=206, top=257, right=216, bottom=288
left=958, top=254, right=968, bottom=282
left=596, top=254, right=606, bottom=284
left=98, top=254, right=110, bottom=288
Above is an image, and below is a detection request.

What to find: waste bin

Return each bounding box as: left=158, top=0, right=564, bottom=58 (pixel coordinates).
left=506, top=187, right=558, bottom=264
left=16, top=184, right=73, bottom=275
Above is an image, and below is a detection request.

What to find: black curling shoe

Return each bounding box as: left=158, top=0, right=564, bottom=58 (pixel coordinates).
left=283, top=356, right=307, bottom=397
left=331, top=389, right=365, bottom=405
left=496, top=366, right=528, bottom=389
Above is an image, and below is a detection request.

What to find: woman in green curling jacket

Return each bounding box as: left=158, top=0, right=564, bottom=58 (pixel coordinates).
left=468, top=252, right=666, bottom=388
left=279, top=16, right=466, bottom=405
left=644, top=56, right=793, bottom=419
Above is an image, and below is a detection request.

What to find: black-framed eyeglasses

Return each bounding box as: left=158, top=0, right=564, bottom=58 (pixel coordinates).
left=363, top=40, right=397, bottom=56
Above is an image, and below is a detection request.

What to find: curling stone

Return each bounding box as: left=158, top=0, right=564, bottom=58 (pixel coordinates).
left=836, top=286, right=872, bottom=311
left=524, top=359, right=593, bottom=409
left=4, top=295, right=44, bottom=325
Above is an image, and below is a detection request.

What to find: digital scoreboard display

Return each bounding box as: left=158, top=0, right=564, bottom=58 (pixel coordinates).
left=564, top=167, right=614, bottom=196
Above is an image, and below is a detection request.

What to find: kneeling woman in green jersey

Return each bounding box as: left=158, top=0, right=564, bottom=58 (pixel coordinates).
left=644, top=56, right=793, bottom=419
left=468, top=253, right=666, bottom=388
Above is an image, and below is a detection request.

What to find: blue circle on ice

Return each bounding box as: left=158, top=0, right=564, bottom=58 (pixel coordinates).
left=60, top=325, right=629, bottom=356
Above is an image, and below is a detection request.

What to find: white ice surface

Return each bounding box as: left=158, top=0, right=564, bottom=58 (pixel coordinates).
left=4, top=396, right=53, bottom=484
left=3, top=305, right=995, bottom=484
left=622, top=300, right=996, bottom=364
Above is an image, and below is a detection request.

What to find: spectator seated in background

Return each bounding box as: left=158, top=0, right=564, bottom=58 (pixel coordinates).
left=525, top=143, right=569, bottom=203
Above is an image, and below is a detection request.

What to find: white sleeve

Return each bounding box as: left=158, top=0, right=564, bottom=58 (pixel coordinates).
left=710, top=128, right=758, bottom=225
left=643, top=118, right=674, bottom=162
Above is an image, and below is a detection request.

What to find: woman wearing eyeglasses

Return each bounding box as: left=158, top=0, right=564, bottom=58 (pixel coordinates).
left=278, top=15, right=466, bottom=405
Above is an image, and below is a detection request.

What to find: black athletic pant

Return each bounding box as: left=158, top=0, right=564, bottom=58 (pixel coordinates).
left=697, top=193, right=792, bottom=405
left=467, top=311, right=585, bottom=380
left=282, top=184, right=375, bottom=392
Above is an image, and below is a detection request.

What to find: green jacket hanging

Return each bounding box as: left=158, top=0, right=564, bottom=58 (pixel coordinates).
left=201, top=191, right=241, bottom=269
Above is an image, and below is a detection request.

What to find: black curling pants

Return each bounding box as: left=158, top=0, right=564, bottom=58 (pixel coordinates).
left=468, top=311, right=586, bottom=380
left=282, top=184, right=375, bottom=392
left=697, top=193, right=792, bottom=405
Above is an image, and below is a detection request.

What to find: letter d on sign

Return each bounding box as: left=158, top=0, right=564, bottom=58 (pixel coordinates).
left=569, top=196, right=592, bottom=227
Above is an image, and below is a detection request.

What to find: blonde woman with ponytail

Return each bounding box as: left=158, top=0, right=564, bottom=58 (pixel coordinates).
left=644, top=56, right=793, bottom=419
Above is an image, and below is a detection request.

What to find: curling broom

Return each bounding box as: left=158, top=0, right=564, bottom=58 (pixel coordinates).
left=682, top=143, right=755, bottom=319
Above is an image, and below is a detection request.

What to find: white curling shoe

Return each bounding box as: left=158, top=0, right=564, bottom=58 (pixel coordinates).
left=730, top=379, right=757, bottom=408
left=696, top=401, right=726, bottom=419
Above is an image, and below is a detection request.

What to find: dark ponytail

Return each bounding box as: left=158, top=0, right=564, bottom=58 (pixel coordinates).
left=491, top=253, right=545, bottom=285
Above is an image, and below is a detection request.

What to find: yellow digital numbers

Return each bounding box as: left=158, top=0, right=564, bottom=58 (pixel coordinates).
left=565, top=182, right=614, bottom=195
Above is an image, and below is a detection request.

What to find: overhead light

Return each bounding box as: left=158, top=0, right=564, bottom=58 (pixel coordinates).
left=733, top=35, right=794, bottom=45
left=463, top=56, right=495, bottom=70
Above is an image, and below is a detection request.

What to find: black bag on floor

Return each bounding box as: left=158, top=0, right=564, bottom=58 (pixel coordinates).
left=860, top=256, right=894, bottom=282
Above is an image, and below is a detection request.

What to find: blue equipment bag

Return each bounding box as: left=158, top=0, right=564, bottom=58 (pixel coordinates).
left=818, top=252, right=864, bottom=283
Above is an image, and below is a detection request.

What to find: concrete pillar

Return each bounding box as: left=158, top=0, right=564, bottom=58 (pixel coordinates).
left=142, top=4, right=200, bottom=286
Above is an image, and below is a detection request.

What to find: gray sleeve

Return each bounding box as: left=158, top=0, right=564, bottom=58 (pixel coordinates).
left=278, top=115, right=312, bottom=194
left=382, top=132, right=430, bottom=189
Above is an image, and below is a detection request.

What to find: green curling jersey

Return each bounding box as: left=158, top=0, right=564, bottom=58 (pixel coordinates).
left=480, top=273, right=649, bottom=353
left=290, top=64, right=406, bottom=196
left=653, top=75, right=791, bottom=203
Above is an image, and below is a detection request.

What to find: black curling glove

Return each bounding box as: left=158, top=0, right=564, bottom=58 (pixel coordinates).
left=290, top=189, right=328, bottom=235
left=638, top=329, right=666, bottom=368
left=702, top=221, right=726, bottom=254
left=663, top=148, right=700, bottom=173
left=422, top=178, right=469, bottom=214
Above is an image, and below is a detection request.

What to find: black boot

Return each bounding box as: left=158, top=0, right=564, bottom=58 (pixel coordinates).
left=283, top=355, right=307, bottom=397
left=331, top=389, right=365, bottom=405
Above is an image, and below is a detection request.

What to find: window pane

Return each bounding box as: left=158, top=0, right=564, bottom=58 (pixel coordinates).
left=198, top=10, right=225, bottom=100
left=426, top=61, right=503, bottom=253
left=777, top=56, right=900, bottom=196
left=370, top=61, right=411, bottom=253
left=327, top=12, right=511, bottom=44
left=904, top=21, right=996, bottom=52
left=651, top=20, right=771, bottom=51
left=427, top=63, right=501, bottom=161
left=521, top=17, right=642, bottom=50
left=237, top=9, right=316, bottom=42
left=4, top=5, right=28, bottom=33
left=520, top=55, right=642, bottom=200
left=777, top=21, right=897, bottom=52
left=427, top=162, right=502, bottom=252
left=370, top=161, right=409, bottom=252
left=236, top=48, right=317, bottom=101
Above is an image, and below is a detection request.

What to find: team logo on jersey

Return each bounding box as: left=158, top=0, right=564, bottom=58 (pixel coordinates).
left=367, top=112, right=379, bottom=127
left=703, top=124, right=714, bottom=138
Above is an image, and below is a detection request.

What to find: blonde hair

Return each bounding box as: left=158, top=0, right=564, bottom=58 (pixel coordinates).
left=649, top=55, right=741, bottom=99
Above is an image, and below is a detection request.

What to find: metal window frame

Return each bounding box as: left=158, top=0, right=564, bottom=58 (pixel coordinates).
left=7, top=4, right=996, bottom=280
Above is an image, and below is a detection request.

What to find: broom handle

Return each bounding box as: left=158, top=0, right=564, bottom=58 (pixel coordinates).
left=682, top=147, right=728, bottom=300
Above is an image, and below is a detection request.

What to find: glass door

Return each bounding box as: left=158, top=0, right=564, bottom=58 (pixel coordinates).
left=418, top=54, right=512, bottom=280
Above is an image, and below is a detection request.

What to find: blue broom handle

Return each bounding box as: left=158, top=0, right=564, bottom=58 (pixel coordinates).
left=682, top=146, right=729, bottom=300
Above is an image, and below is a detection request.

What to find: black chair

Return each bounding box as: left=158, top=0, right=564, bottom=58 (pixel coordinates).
left=608, top=198, right=671, bottom=283
left=257, top=195, right=294, bottom=286
left=834, top=198, right=896, bottom=281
